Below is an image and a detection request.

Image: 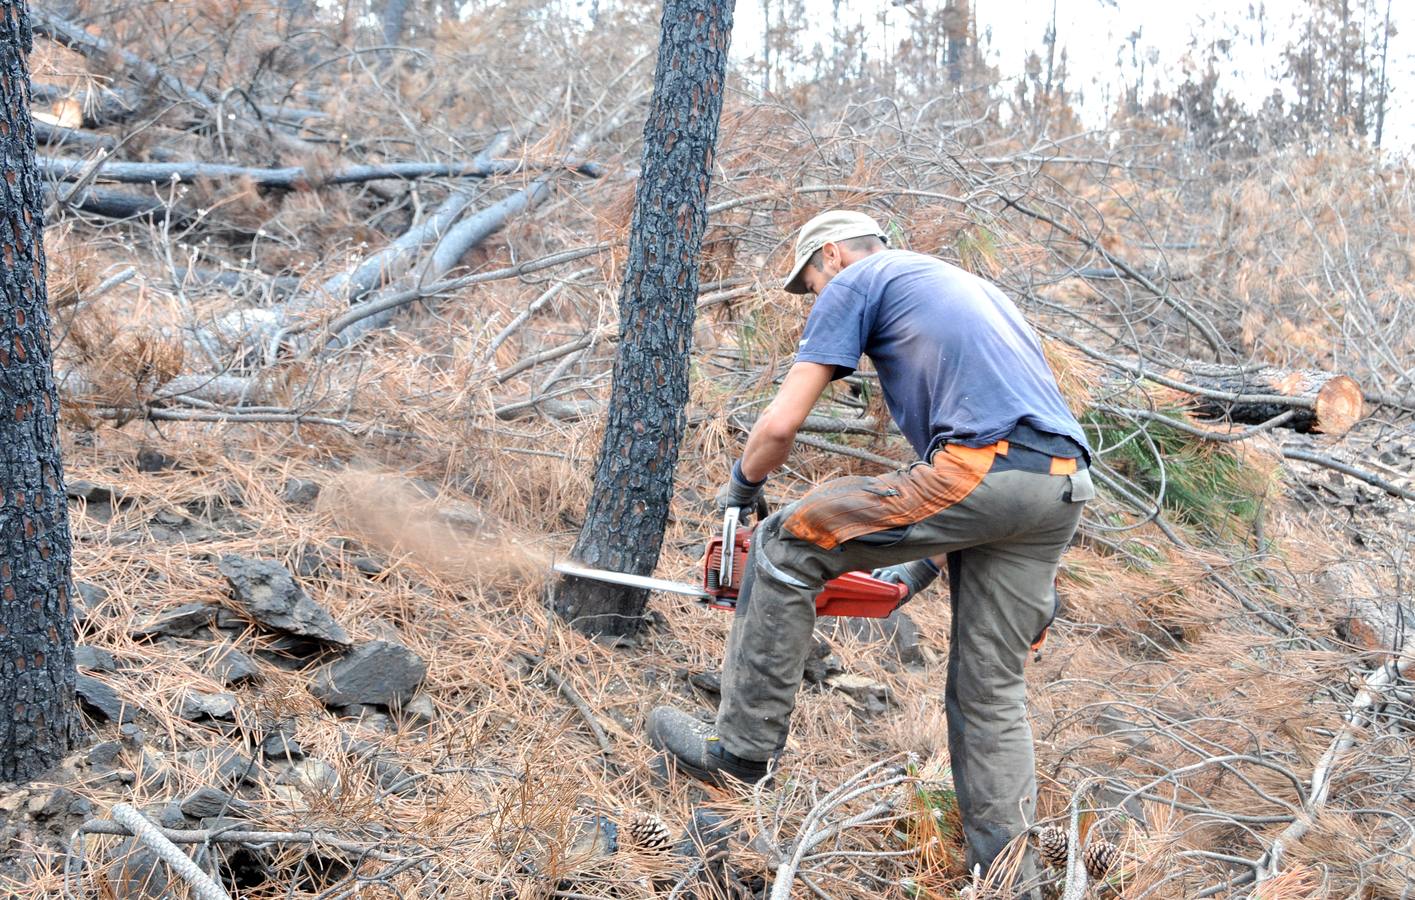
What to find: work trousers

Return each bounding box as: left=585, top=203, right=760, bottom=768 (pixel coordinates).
left=716, top=446, right=1091, bottom=893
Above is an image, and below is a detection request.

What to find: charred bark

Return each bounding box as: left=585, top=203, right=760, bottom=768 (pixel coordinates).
left=555, top=0, right=734, bottom=637
left=382, top=0, right=410, bottom=48
left=1176, top=362, right=1365, bottom=435
left=41, top=183, right=192, bottom=224
left=0, top=0, right=81, bottom=782
left=30, top=7, right=213, bottom=113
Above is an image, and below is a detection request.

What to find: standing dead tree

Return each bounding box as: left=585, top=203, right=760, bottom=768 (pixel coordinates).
left=555, top=0, right=735, bottom=637
left=0, top=0, right=80, bottom=782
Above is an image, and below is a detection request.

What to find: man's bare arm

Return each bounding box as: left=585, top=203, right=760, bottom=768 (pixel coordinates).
left=738, top=362, right=835, bottom=482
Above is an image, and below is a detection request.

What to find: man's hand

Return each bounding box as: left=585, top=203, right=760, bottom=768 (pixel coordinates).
left=716, top=460, right=766, bottom=516
left=872, top=558, right=941, bottom=605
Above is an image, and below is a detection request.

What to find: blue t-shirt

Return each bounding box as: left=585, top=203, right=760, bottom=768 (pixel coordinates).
left=795, top=249, right=1090, bottom=461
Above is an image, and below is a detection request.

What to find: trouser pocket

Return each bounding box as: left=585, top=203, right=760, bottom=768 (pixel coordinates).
left=1030, top=584, right=1060, bottom=658
left=1064, top=469, right=1095, bottom=503
left=783, top=444, right=996, bottom=550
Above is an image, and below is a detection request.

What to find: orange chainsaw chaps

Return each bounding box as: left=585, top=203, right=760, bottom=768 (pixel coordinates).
left=783, top=443, right=996, bottom=550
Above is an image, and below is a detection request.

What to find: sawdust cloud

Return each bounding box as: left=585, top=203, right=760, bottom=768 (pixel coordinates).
left=317, top=469, right=551, bottom=589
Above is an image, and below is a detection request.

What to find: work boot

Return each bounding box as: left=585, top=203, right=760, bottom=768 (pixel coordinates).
left=647, top=706, right=769, bottom=787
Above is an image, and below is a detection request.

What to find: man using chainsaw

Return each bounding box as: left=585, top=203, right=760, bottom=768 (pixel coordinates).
left=648, top=210, right=1094, bottom=893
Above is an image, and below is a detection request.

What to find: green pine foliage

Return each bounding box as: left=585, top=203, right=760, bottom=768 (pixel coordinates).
left=1082, top=403, right=1270, bottom=542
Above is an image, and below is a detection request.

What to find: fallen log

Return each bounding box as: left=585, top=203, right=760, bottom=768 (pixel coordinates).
left=31, top=81, right=137, bottom=126
left=1322, top=562, right=1415, bottom=673
left=31, top=79, right=324, bottom=131
left=1172, top=362, right=1364, bottom=435
left=33, top=8, right=323, bottom=155
left=31, top=119, right=115, bottom=152
left=292, top=104, right=635, bottom=355
left=31, top=8, right=213, bottom=113
left=314, top=96, right=556, bottom=306
left=37, top=155, right=604, bottom=189
left=172, top=267, right=303, bottom=298
left=41, top=183, right=190, bottom=223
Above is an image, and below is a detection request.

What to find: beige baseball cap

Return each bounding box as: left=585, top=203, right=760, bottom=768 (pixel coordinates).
left=782, top=210, right=888, bottom=294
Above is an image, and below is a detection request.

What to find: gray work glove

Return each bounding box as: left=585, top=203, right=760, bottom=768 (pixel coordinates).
left=871, top=558, right=941, bottom=605
left=716, top=460, right=766, bottom=516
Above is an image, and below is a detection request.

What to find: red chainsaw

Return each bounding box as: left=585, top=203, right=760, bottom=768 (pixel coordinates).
left=553, top=506, right=908, bottom=618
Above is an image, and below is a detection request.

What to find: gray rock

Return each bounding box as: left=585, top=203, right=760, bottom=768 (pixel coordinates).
left=259, top=731, right=305, bottom=762
left=107, top=838, right=172, bottom=898
left=283, top=477, right=321, bottom=505
left=151, top=507, right=185, bottom=526
left=342, top=736, right=418, bottom=795
left=132, top=602, right=219, bottom=639
left=400, top=693, right=436, bottom=726
left=311, top=640, right=427, bottom=707
left=1095, top=705, right=1157, bottom=752
left=73, top=581, right=112, bottom=627
left=213, top=606, right=249, bottom=632
left=66, top=481, right=115, bottom=502
left=352, top=556, right=383, bottom=576
left=179, top=690, right=238, bottom=721
left=76, top=582, right=109, bottom=607
left=0, top=789, right=28, bottom=817
left=26, top=787, right=79, bottom=820
left=119, top=723, right=145, bottom=751
left=90, top=768, right=137, bottom=791
left=87, top=741, right=124, bottom=770
left=803, top=649, right=844, bottom=685
left=276, top=758, right=340, bottom=796
left=180, top=787, right=251, bottom=819
left=75, top=674, right=134, bottom=723
left=150, top=801, right=189, bottom=830
left=75, top=644, right=117, bottom=672
left=824, top=673, right=891, bottom=715
left=832, top=610, right=925, bottom=666
left=254, top=633, right=336, bottom=667
left=138, top=750, right=168, bottom=791
left=689, top=671, right=722, bottom=695
left=171, top=748, right=261, bottom=787
left=337, top=706, right=392, bottom=733
left=675, top=808, right=735, bottom=895
left=193, top=645, right=261, bottom=686
left=294, top=546, right=329, bottom=578
left=135, top=447, right=169, bottom=472
left=218, top=555, right=349, bottom=646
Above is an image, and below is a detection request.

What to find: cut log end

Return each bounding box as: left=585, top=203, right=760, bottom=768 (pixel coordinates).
left=1313, top=374, right=1364, bottom=435
left=1173, top=364, right=1365, bottom=436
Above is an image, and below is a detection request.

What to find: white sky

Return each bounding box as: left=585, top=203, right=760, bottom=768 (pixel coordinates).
left=732, top=0, right=1413, bottom=152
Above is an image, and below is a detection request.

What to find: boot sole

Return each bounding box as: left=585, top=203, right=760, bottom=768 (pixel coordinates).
left=649, top=734, right=768, bottom=788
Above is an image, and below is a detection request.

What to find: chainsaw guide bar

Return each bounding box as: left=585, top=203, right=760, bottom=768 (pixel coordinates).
left=552, top=561, right=711, bottom=599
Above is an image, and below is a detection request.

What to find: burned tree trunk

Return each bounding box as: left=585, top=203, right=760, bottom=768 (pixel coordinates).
left=382, top=0, right=410, bottom=47
left=0, top=0, right=81, bottom=781
left=1177, top=363, right=1365, bottom=435
left=555, top=0, right=733, bottom=636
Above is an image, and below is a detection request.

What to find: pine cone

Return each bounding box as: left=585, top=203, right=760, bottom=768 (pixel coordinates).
left=624, top=812, right=673, bottom=854
left=1035, top=825, right=1069, bottom=870
left=1084, top=839, right=1118, bottom=880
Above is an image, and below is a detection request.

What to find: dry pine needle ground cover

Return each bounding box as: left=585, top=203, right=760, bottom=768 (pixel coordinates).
left=4, top=2, right=1415, bottom=897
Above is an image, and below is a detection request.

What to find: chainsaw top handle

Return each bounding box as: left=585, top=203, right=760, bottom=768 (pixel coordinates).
left=750, top=494, right=769, bottom=523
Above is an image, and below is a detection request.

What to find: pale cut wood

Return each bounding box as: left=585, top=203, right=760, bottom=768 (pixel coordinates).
left=1175, top=362, right=1364, bottom=435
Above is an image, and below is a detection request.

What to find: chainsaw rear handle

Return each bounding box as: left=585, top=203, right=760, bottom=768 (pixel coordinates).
left=702, top=520, right=908, bottom=618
